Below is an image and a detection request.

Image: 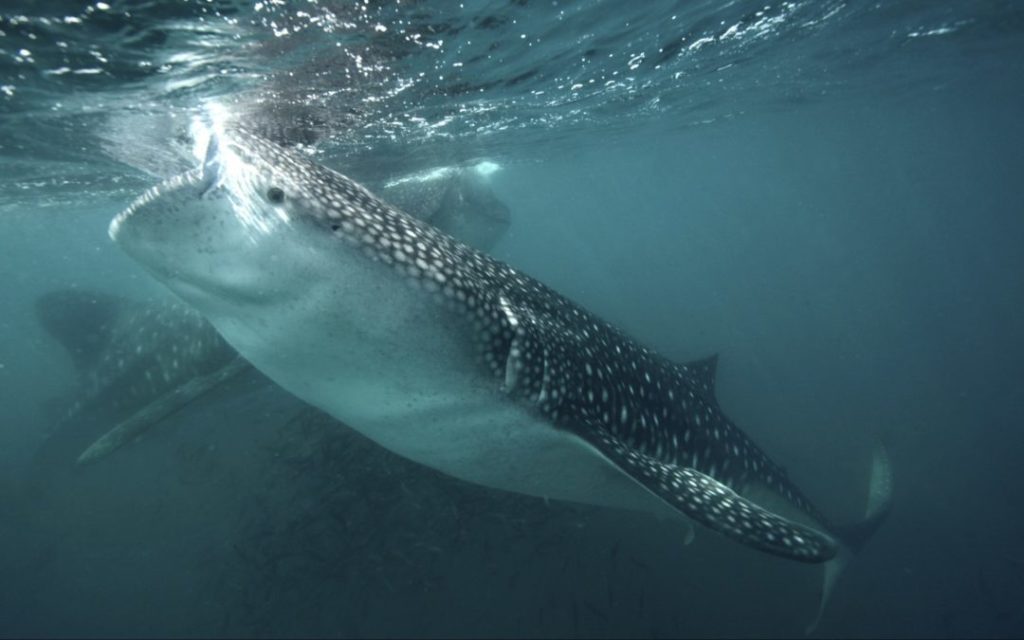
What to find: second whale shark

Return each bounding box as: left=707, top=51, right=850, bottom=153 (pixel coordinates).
left=110, top=122, right=891, bottom=627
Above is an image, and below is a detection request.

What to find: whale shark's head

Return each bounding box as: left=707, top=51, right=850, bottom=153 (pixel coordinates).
left=110, top=124, right=372, bottom=308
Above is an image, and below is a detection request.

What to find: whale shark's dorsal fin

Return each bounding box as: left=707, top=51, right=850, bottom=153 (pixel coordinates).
left=34, top=290, right=131, bottom=373
left=682, top=354, right=719, bottom=400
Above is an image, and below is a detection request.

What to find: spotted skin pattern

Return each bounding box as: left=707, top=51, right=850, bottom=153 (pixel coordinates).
left=37, top=291, right=237, bottom=422
left=120, top=125, right=839, bottom=562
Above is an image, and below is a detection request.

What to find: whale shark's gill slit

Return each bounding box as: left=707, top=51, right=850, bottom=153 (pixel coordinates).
left=492, top=298, right=557, bottom=409
left=502, top=324, right=542, bottom=399
left=503, top=333, right=521, bottom=392
left=536, top=349, right=551, bottom=404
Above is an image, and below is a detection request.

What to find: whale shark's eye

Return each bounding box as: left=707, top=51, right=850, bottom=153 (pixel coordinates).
left=266, top=187, right=285, bottom=203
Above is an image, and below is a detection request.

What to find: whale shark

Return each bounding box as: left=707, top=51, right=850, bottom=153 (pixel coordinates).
left=32, top=289, right=249, bottom=468
left=110, top=122, right=891, bottom=627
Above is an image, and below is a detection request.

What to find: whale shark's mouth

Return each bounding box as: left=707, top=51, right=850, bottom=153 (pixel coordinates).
left=108, top=168, right=207, bottom=241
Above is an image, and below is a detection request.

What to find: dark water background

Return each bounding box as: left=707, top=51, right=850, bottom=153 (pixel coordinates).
left=1, top=1, right=1023, bottom=637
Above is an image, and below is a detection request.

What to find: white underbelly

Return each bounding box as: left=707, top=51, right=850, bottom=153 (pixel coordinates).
left=196, top=256, right=676, bottom=518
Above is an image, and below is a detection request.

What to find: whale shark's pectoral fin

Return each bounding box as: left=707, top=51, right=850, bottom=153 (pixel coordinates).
left=585, top=428, right=838, bottom=563
left=76, top=357, right=249, bottom=465
left=492, top=299, right=834, bottom=561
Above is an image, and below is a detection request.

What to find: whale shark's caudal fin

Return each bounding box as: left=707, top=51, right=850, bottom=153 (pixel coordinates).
left=808, top=443, right=894, bottom=634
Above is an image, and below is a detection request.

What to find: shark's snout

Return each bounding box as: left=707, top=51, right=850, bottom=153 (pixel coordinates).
left=108, top=169, right=207, bottom=242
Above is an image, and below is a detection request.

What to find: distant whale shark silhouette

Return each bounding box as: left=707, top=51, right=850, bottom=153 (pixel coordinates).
left=110, top=122, right=893, bottom=630
left=33, top=289, right=248, bottom=467
left=34, top=166, right=512, bottom=466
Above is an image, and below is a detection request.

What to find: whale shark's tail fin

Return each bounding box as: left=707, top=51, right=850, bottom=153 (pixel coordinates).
left=836, top=444, right=894, bottom=553
left=808, top=443, right=894, bottom=634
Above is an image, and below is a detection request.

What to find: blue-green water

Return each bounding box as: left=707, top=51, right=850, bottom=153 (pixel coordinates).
left=1, top=1, right=1023, bottom=637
